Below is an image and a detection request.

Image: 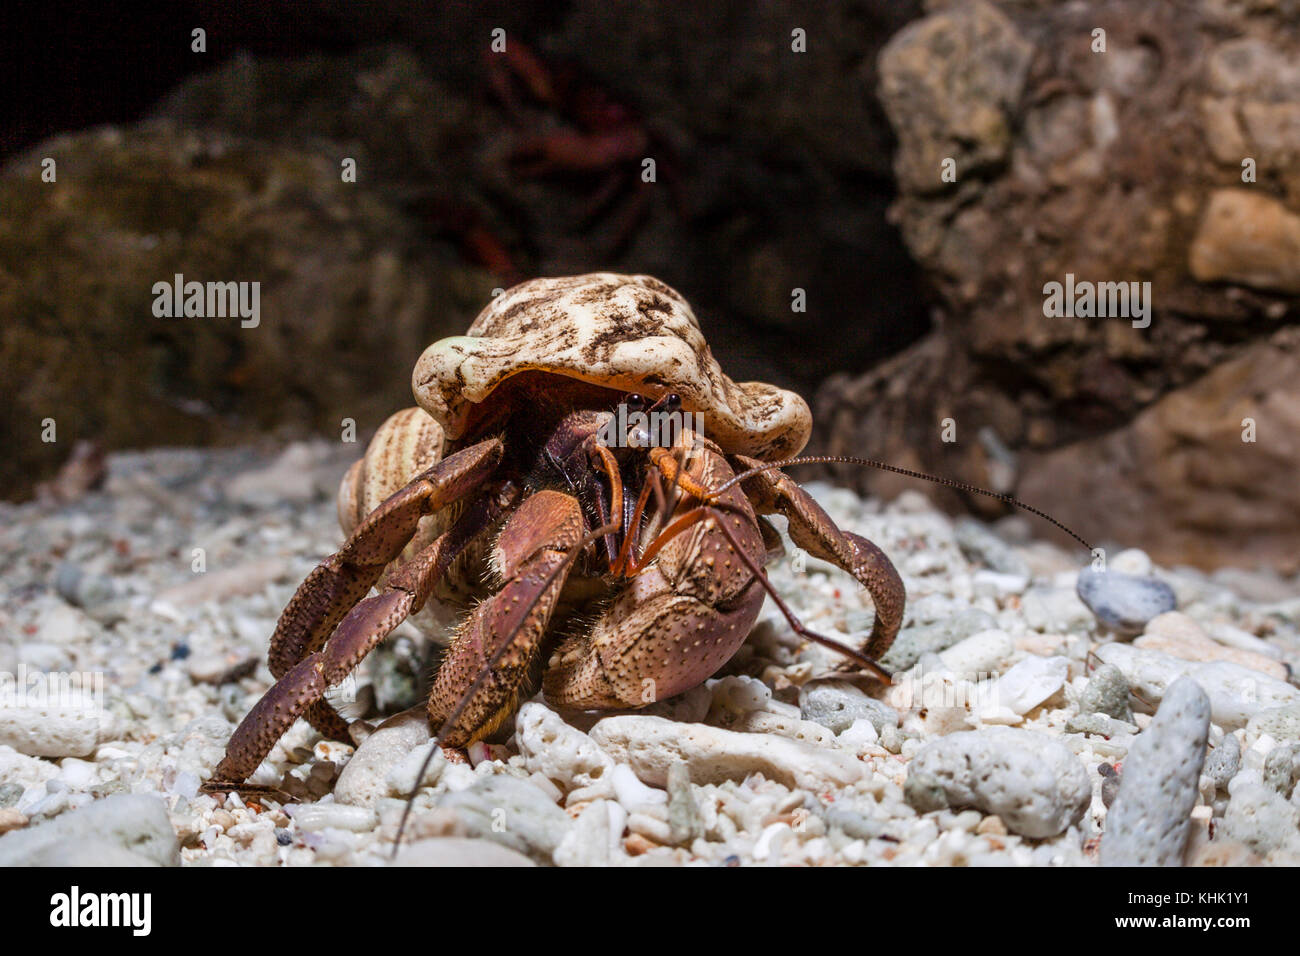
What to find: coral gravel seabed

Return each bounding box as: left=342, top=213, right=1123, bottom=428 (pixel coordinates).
left=1, top=440, right=1299, bottom=866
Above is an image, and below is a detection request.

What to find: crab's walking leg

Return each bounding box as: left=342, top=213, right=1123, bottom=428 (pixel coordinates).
left=207, top=440, right=501, bottom=786
left=427, top=489, right=586, bottom=746
left=261, top=439, right=502, bottom=741
left=208, top=492, right=504, bottom=787
left=731, top=454, right=905, bottom=661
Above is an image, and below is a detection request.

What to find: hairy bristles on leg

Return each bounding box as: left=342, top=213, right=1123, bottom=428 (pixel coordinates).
left=708, top=454, right=1093, bottom=553
left=392, top=516, right=622, bottom=857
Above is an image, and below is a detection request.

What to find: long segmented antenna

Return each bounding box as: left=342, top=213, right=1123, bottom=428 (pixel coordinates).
left=709, top=454, right=1092, bottom=553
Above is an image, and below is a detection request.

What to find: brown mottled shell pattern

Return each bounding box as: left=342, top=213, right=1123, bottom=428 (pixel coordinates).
left=411, top=273, right=812, bottom=462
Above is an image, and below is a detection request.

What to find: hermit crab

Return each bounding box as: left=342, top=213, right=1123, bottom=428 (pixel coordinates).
left=207, top=273, right=907, bottom=790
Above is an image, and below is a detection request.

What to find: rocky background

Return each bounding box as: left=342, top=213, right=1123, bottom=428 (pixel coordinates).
left=3, top=0, right=1298, bottom=571
left=821, top=0, right=1300, bottom=572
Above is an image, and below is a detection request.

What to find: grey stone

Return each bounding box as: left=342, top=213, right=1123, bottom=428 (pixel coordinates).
left=1221, top=782, right=1300, bottom=856
left=54, top=561, right=118, bottom=612
left=666, top=763, right=702, bottom=846
left=904, top=728, right=1091, bottom=838
left=1065, top=712, right=1137, bottom=737
left=1077, top=569, right=1177, bottom=636
left=880, top=608, right=997, bottom=671
left=1203, top=735, right=1241, bottom=788
left=0, top=783, right=23, bottom=808
left=1263, top=743, right=1300, bottom=800
left=1245, top=704, right=1300, bottom=747
left=1079, top=663, right=1134, bottom=722
left=823, top=806, right=887, bottom=842
left=0, top=794, right=179, bottom=866
left=798, top=680, right=899, bottom=735
left=1097, top=762, right=1121, bottom=808
left=436, top=775, right=572, bottom=864
left=1101, top=677, right=1211, bottom=867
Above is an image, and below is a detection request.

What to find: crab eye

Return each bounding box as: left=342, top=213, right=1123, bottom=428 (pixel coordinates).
left=624, top=393, right=646, bottom=413
left=663, top=393, right=681, bottom=413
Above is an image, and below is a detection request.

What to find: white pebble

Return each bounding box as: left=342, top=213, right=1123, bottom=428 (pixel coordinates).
left=939, top=629, right=1015, bottom=677
left=836, top=717, right=880, bottom=751
left=753, top=822, right=794, bottom=862
left=290, top=803, right=377, bottom=833
left=515, top=702, right=613, bottom=791
left=590, top=715, right=866, bottom=791
left=610, top=763, right=667, bottom=811
left=982, top=655, right=1069, bottom=717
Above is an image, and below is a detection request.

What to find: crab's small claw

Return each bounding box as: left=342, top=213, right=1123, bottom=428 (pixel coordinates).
left=732, top=453, right=905, bottom=664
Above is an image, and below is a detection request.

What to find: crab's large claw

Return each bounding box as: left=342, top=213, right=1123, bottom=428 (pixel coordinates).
left=732, top=454, right=905, bottom=662
left=205, top=439, right=503, bottom=788
left=543, top=441, right=768, bottom=709
left=427, top=489, right=586, bottom=746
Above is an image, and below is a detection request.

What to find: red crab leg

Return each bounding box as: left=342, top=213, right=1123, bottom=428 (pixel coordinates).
left=208, top=492, right=502, bottom=787
left=731, top=455, right=905, bottom=663
left=616, top=500, right=893, bottom=684
left=268, top=439, right=502, bottom=679
left=609, top=471, right=655, bottom=578
left=425, top=489, right=587, bottom=746
left=587, top=441, right=625, bottom=566
left=204, top=440, right=504, bottom=787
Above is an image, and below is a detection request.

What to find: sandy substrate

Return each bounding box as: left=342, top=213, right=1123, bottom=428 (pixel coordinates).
left=1, top=441, right=1299, bottom=866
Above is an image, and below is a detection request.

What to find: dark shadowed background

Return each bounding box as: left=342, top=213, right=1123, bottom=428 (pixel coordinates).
left=3, top=0, right=1298, bottom=571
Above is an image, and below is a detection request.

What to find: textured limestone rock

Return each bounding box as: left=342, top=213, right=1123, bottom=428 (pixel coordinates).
left=820, top=1, right=1300, bottom=570
left=1096, top=642, right=1300, bottom=729
left=903, top=727, right=1091, bottom=838
left=515, top=702, right=614, bottom=792
left=588, top=715, right=866, bottom=791
left=0, top=794, right=179, bottom=866
left=1100, top=677, right=1211, bottom=866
